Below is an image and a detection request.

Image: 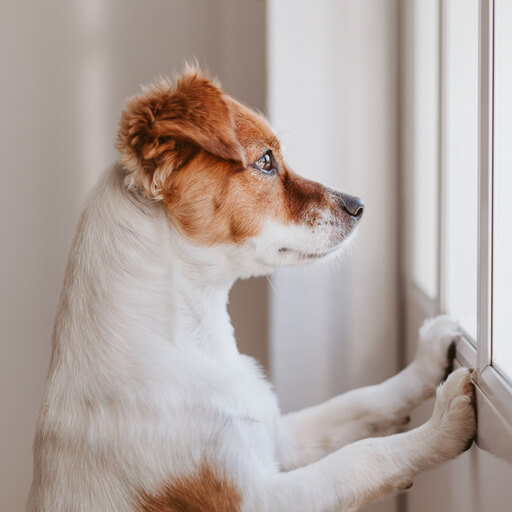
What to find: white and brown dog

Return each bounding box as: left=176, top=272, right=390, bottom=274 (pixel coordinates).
left=27, top=67, right=476, bottom=512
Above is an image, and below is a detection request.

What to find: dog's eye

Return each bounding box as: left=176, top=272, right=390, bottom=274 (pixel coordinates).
left=254, top=151, right=276, bottom=174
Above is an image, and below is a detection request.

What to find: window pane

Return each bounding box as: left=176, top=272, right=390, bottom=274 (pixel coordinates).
left=412, top=0, right=439, bottom=299
left=443, top=0, right=479, bottom=339
left=493, top=0, right=512, bottom=379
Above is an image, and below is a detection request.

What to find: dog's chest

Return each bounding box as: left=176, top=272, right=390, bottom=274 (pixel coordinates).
left=203, top=354, right=281, bottom=467
left=207, top=353, right=279, bottom=427
left=149, top=352, right=281, bottom=475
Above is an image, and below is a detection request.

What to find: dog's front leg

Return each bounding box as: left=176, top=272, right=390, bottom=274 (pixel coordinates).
left=277, top=315, right=461, bottom=470
left=262, top=368, right=475, bottom=512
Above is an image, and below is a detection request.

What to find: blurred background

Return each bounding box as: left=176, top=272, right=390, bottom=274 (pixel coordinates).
left=2, top=1, right=512, bottom=511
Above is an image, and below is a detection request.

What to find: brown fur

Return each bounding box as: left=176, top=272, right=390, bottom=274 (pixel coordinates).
left=138, top=464, right=241, bottom=512
left=116, top=68, right=245, bottom=198
left=116, top=67, right=343, bottom=245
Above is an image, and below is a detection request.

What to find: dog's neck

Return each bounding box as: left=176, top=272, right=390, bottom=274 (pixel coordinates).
left=55, top=166, right=240, bottom=376
left=163, top=209, right=242, bottom=361
left=171, top=273, right=237, bottom=360
left=141, top=203, right=240, bottom=362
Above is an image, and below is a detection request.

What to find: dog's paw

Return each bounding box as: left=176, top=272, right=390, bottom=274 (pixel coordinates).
left=415, top=315, right=461, bottom=389
left=428, top=368, right=477, bottom=459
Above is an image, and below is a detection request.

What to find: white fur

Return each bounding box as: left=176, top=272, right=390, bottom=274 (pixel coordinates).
left=27, top=165, right=475, bottom=512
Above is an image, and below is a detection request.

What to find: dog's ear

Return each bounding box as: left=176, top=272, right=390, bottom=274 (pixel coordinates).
left=116, top=68, right=245, bottom=199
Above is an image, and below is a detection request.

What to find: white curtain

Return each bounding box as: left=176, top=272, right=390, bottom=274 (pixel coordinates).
left=267, top=0, right=401, bottom=457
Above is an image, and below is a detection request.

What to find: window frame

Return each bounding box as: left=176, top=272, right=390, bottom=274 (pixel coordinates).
left=405, top=0, right=512, bottom=462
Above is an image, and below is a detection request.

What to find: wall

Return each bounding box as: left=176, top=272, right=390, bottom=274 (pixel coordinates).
left=0, top=1, right=267, bottom=509
left=267, top=1, right=400, bottom=511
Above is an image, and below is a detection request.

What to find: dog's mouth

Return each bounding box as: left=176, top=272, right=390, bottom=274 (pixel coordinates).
left=276, top=224, right=360, bottom=262
left=277, top=246, right=339, bottom=260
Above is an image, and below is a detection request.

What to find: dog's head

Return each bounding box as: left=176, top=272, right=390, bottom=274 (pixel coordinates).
left=117, top=67, right=363, bottom=278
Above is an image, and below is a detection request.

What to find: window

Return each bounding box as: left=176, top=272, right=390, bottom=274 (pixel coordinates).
left=411, top=0, right=440, bottom=301
left=492, top=0, right=512, bottom=380
left=406, top=0, right=512, bottom=453
left=442, top=0, right=479, bottom=340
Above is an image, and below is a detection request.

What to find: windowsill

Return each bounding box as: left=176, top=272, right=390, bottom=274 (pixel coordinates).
left=409, top=285, right=512, bottom=464
left=455, top=335, right=512, bottom=463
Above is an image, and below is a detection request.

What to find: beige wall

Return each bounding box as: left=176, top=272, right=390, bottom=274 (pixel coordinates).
left=0, top=1, right=266, bottom=509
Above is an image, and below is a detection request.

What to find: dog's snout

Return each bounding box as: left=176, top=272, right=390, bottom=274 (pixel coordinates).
left=339, top=193, right=364, bottom=219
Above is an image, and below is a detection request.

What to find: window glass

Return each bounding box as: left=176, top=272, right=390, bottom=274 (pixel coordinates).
left=412, top=0, right=440, bottom=299
left=443, top=0, right=479, bottom=340
left=492, top=0, right=512, bottom=379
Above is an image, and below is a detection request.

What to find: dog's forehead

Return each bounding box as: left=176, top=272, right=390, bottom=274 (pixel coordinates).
left=227, top=98, right=281, bottom=160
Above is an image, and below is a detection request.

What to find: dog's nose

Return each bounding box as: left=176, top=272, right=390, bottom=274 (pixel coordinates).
left=339, top=193, right=365, bottom=219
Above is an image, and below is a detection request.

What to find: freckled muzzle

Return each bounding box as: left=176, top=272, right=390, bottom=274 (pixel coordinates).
left=272, top=187, right=364, bottom=263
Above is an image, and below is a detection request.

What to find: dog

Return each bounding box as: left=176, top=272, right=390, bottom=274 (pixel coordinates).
left=27, top=66, right=476, bottom=512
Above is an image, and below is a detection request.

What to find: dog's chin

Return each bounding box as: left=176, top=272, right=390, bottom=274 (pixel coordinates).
left=278, top=226, right=359, bottom=267
left=247, top=225, right=360, bottom=276
left=277, top=244, right=340, bottom=263
left=275, top=232, right=356, bottom=267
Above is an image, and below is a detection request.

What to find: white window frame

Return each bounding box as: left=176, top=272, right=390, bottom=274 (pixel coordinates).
left=404, top=0, right=512, bottom=462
